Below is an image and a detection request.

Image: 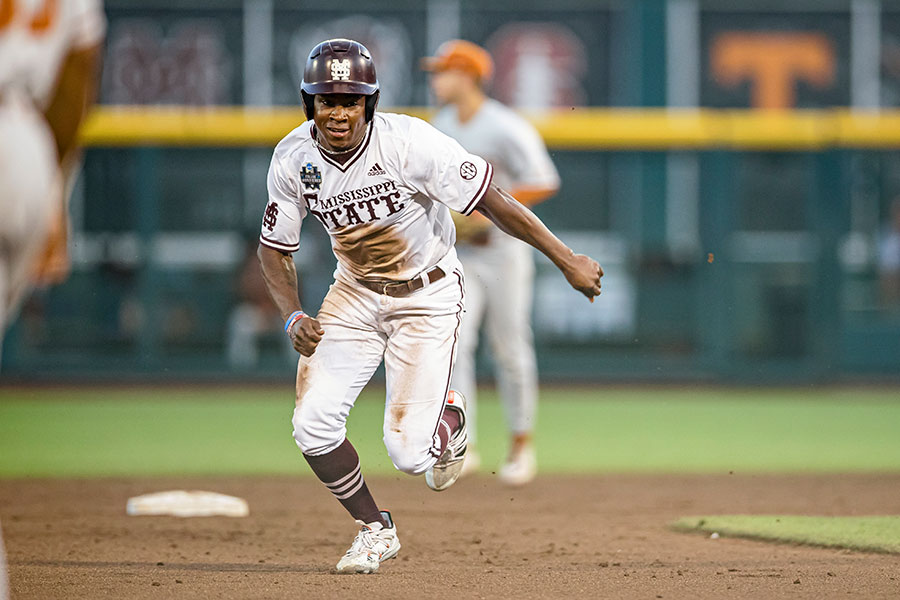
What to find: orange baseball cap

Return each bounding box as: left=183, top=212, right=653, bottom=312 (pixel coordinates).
left=421, top=39, right=494, bottom=82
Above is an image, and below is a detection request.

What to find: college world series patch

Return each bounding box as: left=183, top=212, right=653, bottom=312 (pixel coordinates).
left=300, top=162, right=322, bottom=190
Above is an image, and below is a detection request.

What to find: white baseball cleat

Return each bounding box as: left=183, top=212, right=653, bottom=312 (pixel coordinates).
left=425, top=390, right=468, bottom=492
left=498, top=443, right=537, bottom=486
left=335, top=511, right=400, bottom=574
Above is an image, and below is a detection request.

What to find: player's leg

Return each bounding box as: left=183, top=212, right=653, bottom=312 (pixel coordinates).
left=290, top=280, right=388, bottom=522
left=291, top=280, right=400, bottom=573
left=0, top=258, right=11, bottom=359
left=0, top=102, right=58, bottom=360
left=483, top=239, right=538, bottom=485
left=0, top=519, right=8, bottom=600
left=448, top=248, right=487, bottom=470
left=381, top=267, right=467, bottom=485
left=225, top=303, right=264, bottom=367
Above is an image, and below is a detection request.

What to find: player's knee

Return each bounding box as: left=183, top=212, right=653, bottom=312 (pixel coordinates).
left=291, top=404, right=344, bottom=456
left=383, top=430, right=439, bottom=475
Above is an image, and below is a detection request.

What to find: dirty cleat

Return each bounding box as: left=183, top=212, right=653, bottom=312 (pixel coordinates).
left=335, top=511, right=400, bottom=574
left=425, top=390, right=467, bottom=491
left=498, top=443, right=537, bottom=487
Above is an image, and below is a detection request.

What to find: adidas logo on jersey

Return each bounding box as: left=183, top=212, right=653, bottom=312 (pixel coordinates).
left=367, top=163, right=386, bottom=176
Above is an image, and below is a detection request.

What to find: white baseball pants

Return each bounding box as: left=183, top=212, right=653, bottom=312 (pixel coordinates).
left=450, top=233, right=538, bottom=442
left=292, top=258, right=465, bottom=476
left=0, top=97, right=60, bottom=356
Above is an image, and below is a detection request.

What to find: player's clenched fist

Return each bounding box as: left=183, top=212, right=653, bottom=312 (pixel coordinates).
left=562, top=254, right=604, bottom=301
left=290, top=316, right=325, bottom=357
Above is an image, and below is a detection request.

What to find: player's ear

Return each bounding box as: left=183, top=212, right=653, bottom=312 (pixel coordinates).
left=365, top=91, right=379, bottom=122
left=301, top=91, right=315, bottom=121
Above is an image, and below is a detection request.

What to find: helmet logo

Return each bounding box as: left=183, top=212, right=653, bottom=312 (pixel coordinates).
left=331, top=59, right=351, bottom=81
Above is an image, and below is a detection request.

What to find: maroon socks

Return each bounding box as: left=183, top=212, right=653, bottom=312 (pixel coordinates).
left=304, top=438, right=386, bottom=527
left=436, top=404, right=462, bottom=453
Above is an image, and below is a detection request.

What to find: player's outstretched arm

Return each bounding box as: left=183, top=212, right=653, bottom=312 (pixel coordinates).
left=257, top=245, right=324, bottom=356
left=474, top=183, right=603, bottom=301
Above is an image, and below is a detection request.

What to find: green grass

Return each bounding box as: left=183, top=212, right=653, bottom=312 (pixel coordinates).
left=0, top=386, right=899, bottom=477
left=672, top=515, right=900, bottom=554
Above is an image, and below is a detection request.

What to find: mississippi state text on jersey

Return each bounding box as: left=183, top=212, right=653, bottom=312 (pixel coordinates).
left=260, top=112, right=493, bottom=282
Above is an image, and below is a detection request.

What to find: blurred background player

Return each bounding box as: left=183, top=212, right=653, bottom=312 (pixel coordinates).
left=0, top=0, right=105, bottom=592
left=423, top=40, right=560, bottom=486
left=0, top=0, right=106, bottom=359
left=226, top=239, right=297, bottom=368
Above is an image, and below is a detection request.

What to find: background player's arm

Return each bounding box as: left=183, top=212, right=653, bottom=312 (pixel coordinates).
left=44, top=42, right=103, bottom=169
left=31, top=42, right=104, bottom=286
left=474, top=183, right=603, bottom=300
left=508, top=184, right=558, bottom=207
left=257, top=245, right=324, bottom=356
left=453, top=184, right=557, bottom=244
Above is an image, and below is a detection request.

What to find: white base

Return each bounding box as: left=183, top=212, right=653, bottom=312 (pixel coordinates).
left=126, top=491, right=249, bottom=517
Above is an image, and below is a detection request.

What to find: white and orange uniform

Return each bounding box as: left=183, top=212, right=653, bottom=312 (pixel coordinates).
left=0, top=0, right=105, bottom=336
left=261, top=113, right=492, bottom=474
left=433, top=98, right=560, bottom=443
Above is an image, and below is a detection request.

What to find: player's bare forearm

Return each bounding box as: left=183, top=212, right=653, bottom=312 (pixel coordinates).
left=476, top=184, right=573, bottom=269
left=44, top=43, right=102, bottom=168
left=258, top=244, right=303, bottom=319
left=475, top=184, right=603, bottom=300
left=257, top=244, right=324, bottom=356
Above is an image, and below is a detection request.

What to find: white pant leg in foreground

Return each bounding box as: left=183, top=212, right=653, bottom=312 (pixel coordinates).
left=0, top=98, right=60, bottom=354
left=0, top=519, right=8, bottom=600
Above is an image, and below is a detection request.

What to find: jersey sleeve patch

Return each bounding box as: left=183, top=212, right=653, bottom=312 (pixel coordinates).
left=260, top=149, right=304, bottom=252
left=399, top=117, right=496, bottom=215
left=460, top=162, right=494, bottom=216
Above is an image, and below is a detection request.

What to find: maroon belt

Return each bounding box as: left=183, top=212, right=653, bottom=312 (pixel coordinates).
left=357, top=266, right=445, bottom=297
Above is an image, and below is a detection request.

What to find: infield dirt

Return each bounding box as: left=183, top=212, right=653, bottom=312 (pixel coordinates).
left=2, top=474, right=899, bottom=599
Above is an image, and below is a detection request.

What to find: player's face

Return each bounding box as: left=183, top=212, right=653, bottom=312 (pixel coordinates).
left=313, top=94, right=367, bottom=152
left=429, top=69, right=471, bottom=105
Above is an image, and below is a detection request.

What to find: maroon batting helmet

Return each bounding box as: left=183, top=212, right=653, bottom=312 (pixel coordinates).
left=300, top=38, right=380, bottom=122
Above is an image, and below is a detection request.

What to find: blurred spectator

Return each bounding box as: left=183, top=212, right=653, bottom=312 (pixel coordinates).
left=226, top=241, right=296, bottom=368
left=878, top=196, right=900, bottom=308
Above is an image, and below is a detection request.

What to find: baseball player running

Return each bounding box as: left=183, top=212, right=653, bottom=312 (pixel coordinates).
left=258, top=38, right=602, bottom=574
left=424, top=40, right=560, bottom=486
left=0, top=0, right=105, bottom=359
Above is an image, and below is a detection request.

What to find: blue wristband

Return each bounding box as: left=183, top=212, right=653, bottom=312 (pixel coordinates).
left=284, top=310, right=306, bottom=334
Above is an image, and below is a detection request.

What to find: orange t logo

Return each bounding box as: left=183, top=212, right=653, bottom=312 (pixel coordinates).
left=711, top=33, right=835, bottom=109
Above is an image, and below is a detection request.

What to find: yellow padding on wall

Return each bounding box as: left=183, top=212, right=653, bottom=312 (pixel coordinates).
left=79, top=106, right=900, bottom=150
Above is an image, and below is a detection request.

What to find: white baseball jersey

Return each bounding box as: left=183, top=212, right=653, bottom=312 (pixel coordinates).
left=0, top=0, right=106, bottom=108
left=260, top=112, right=494, bottom=282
